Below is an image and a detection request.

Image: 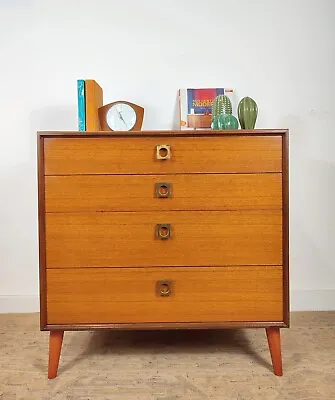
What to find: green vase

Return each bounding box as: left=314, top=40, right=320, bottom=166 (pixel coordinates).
left=218, top=114, right=239, bottom=130
left=238, top=97, right=258, bottom=129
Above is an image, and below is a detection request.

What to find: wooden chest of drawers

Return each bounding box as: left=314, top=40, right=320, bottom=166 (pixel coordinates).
left=37, top=129, right=289, bottom=378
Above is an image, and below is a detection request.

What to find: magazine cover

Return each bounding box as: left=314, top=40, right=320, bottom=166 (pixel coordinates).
left=178, top=88, right=234, bottom=129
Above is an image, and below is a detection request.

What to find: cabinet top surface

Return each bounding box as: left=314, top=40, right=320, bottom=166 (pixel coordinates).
left=38, top=129, right=288, bottom=138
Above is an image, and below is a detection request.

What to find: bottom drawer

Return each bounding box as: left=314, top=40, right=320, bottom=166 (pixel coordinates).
left=46, top=266, right=283, bottom=324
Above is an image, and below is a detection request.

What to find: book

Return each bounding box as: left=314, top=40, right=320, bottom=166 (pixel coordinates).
left=77, top=79, right=86, bottom=131
left=178, top=88, right=234, bottom=129
left=85, top=80, right=103, bottom=131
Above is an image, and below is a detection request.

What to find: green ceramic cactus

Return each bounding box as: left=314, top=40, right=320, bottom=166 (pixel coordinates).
left=212, top=113, right=239, bottom=130
left=217, top=114, right=239, bottom=129
left=211, top=94, right=238, bottom=130
left=238, top=97, right=258, bottom=129
left=211, top=115, right=220, bottom=130
left=212, top=94, right=232, bottom=117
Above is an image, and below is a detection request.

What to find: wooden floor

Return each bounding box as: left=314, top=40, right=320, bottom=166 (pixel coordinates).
left=0, top=312, right=334, bottom=399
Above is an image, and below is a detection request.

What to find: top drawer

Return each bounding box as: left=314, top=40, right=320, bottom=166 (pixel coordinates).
left=43, top=135, right=282, bottom=175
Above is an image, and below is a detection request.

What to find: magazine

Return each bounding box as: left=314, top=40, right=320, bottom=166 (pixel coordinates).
left=178, top=88, right=234, bottom=129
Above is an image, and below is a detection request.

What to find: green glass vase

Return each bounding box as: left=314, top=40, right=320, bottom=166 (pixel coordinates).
left=238, top=97, right=258, bottom=129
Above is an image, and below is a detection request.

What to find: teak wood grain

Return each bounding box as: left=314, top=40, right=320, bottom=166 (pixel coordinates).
left=46, top=266, right=283, bottom=324
left=37, top=130, right=289, bottom=378
left=45, top=173, right=282, bottom=212
left=48, top=331, right=64, bottom=379
left=266, top=327, right=283, bottom=376
left=45, top=210, right=282, bottom=268
left=282, top=133, right=290, bottom=326
left=43, top=136, right=282, bottom=175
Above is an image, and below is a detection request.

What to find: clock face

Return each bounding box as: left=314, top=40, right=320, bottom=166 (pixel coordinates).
left=106, top=102, right=137, bottom=131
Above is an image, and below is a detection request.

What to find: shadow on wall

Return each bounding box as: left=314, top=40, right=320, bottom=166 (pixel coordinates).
left=30, top=106, right=77, bottom=134
left=0, top=105, right=77, bottom=296
left=277, top=114, right=335, bottom=299
left=28, top=105, right=78, bottom=207
left=172, top=91, right=181, bottom=130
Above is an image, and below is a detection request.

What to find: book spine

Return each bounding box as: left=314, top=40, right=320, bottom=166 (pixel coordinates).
left=77, top=80, right=86, bottom=131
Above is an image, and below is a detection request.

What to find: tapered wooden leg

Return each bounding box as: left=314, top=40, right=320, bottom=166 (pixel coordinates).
left=266, top=327, right=283, bottom=376
left=48, top=330, right=64, bottom=379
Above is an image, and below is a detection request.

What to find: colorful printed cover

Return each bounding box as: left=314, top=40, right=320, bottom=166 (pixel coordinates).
left=178, top=88, right=233, bottom=129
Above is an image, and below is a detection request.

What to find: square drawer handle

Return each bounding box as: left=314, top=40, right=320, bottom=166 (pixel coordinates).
left=156, top=145, right=171, bottom=160
left=156, top=280, right=173, bottom=297
left=155, top=182, right=172, bottom=198
left=156, top=224, right=171, bottom=239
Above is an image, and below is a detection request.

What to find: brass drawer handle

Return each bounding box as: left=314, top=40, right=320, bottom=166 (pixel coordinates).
left=156, top=144, right=171, bottom=160
left=155, top=182, right=172, bottom=198
left=156, top=224, right=171, bottom=239
left=156, top=280, right=172, bottom=297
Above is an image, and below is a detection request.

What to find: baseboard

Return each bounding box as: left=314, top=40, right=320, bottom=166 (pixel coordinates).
left=0, top=295, right=39, bottom=313
left=290, top=290, right=335, bottom=311
left=0, top=291, right=334, bottom=313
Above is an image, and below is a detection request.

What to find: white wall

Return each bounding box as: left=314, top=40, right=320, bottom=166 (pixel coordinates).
left=0, top=0, right=334, bottom=312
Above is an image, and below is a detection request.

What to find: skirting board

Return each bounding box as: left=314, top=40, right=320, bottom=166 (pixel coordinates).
left=0, top=291, right=335, bottom=314
left=290, top=290, right=335, bottom=312
left=0, top=295, right=39, bottom=313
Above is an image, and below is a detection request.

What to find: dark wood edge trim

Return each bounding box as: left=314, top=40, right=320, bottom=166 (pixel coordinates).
left=45, top=172, right=283, bottom=177
left=45, top=265, right=283, bottom=271
left=38, top=136, right=47, bottom=328
left=39, top=129, right=288, bottom=329
left=282, top=130, right=290, bottom=327
left=37, top=129, right=288, bottom=138
left=42, top=321, right=288, bottom=331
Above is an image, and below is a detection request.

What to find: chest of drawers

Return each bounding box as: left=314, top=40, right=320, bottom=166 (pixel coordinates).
left=38, top=129, right=289, bottom=378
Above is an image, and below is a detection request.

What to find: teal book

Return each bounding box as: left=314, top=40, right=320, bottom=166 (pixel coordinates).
left=77, top=79, right=86, bottom=131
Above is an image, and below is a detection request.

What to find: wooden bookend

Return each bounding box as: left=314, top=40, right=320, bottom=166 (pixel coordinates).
left=85, top=80, right=103, bottom=131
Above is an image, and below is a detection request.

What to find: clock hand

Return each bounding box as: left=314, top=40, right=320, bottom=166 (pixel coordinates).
left=118, top=110, right=127, bottom=125
left=117, top=111, right=126, bottom=126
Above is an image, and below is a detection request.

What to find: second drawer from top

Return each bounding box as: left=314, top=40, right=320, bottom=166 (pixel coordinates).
left=45, top=173, right=282, bottom=212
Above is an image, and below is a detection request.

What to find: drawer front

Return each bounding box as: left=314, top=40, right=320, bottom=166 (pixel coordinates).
left=45, top=173, right=282, bottom=212
left=43, top=136, right=282, bottom=175
left=45, top=211, right=282, bottom=268
left=46, top=266, right=283, bottom=324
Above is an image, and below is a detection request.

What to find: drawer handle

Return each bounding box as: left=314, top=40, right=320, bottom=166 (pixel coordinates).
left=156, top=144, right=171, bottom=160
left=156, top=280, right=172, bottom=297
left=155, top=182, right=172, bottom=198
left=156, top=224, right=171, bottom=239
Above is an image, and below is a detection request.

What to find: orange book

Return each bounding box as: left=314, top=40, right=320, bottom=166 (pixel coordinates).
left=85, top=80, right=103, bottom=131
